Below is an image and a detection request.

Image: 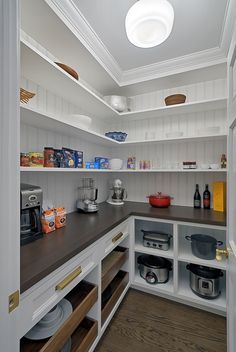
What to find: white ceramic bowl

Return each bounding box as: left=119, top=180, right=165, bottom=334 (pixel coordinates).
left=109, top=158, right=123, bottom=170
left=103, top=95, right=127, bottom=112
left=210, top=163, right=220, bottom=169
left=67, top=114, right=92, bottom=130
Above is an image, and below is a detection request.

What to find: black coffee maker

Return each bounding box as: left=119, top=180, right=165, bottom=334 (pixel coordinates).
left=20, top=183, right=43, bottom=245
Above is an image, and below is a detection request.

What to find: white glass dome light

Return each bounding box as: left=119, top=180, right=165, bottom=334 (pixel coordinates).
left=125, top=0, right=174, bottom=48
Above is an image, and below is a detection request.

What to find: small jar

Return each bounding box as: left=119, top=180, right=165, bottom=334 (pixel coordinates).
left=44, top=147, right=55, bottom=167
left=20, top=153, right=30, bottom=167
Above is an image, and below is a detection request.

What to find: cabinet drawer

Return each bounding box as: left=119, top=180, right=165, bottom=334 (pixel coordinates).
left=101, top=221, right=130, bottom=258
left=71, top=317, right=98, bottom=352
left=20, top=281, right=98, bottom=352
left=101, top=271, right=129, bottom=325
left=102, top=247, right=129, bottom=293
left=19, top=246, right=97, bottom=338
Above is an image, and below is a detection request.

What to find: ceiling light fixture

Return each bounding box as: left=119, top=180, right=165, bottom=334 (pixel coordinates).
left=125, top=0, right=174, bottom=48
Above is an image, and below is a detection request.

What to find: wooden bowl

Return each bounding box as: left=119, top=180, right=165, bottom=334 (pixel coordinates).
left=165, top=94, right=186, bottom=106
left=20, top=88, right=36, bottom=104
left=54, top=62, right=79, bottom=80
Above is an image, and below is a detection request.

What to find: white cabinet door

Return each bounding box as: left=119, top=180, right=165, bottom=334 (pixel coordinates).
left=0, top=0, right=20, bottom=351
left=227, top=29, right=236, bottom=352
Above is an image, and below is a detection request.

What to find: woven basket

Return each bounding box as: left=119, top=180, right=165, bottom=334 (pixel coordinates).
left=20, top=88, right=36, bottom=104
left=165, top=94, right=186, bottom=106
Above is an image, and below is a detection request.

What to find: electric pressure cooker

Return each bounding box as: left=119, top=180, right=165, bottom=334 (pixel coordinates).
left=137, top=255, right=172, bottom=284
left=186, top=264, right=223, bottom=299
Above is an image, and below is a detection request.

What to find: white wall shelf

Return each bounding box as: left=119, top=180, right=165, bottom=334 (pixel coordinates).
left=20, top=104, right=119, bottom=146
left=21, top=39, right=119, bottom=121
left=20, top=167, right=228, bottom=173
left=178, top=255, right=227, bottom=270
left=122, top=134, right=227, bottom=145
left=119, top=98, right=227, bottom=121
left=134, top=244, right=174, bottom=259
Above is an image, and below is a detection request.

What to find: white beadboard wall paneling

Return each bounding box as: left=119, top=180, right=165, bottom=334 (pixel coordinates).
left=111, top=139, right=227, bottom=169
left=21, top=172, right=110, bottom=213
left=21, top=77, right=107, bottom=134
left=108, top=109, right=227, bottom=142
left=128, top=78, right=227, bottom=112
left=114, top=172, right=226, bottom=206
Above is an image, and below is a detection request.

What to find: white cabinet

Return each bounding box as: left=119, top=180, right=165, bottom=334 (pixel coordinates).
left=132, top=217, right=227, bottom=315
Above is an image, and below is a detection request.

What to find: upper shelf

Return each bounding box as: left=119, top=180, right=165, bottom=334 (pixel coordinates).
left=21, top=39, right=119, bottom=121
left=119, top=97, right=227, bottom=121
left=21, top=39, right=227, bottom=124
left=20, top=104, right=119, bottom=146
left=21, top=104, right=227, bottom=147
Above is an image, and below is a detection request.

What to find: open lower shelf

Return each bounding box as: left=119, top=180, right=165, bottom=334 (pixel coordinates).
left=101, top=271, right=129, bottom=326
left=20, top=167, right=228, bottom=173
left=134, top=243, right=174, bottom=259
left=178, top=278, right=226, bottom=312
left=178, top=253, right=227, bottom=270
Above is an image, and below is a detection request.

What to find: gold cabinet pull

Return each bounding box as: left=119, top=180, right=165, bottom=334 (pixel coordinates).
left=112, top=232, right=124, bottom=243
left=55, top=266, right=82, bottom=290
left=9, top=290, right=19, bottom=313
left=216, top=248, right=230, bottom=261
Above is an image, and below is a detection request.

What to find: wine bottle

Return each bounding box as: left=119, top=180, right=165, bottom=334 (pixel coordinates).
left=203, top=184, right=211, bottom=209
left=194, top=184, right=201, bottom=208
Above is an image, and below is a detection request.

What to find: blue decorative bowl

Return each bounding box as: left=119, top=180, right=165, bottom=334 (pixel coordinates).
left=105, top=131, right=127, bottom=142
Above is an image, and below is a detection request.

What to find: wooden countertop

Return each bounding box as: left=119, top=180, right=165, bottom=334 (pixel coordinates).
left=20, top=202, right=226, bottom=293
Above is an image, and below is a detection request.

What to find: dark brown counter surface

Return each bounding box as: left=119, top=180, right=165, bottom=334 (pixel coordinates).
left=20, top=202, right=226, bottom=293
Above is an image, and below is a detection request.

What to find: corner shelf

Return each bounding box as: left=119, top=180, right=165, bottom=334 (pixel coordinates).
left=20, top=104, right=119, bottom=146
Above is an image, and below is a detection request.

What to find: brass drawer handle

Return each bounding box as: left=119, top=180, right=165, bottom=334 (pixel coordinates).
left=55, top=266, right=82, bottom=290
left=112, top=232, right=124, bottom=243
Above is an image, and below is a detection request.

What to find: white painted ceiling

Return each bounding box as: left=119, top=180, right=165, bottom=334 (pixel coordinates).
left=74, top=0, right=228, bottom=71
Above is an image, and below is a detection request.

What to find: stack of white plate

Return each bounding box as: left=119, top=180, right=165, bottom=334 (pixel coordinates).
left=25, top=298, right=73, bottom=352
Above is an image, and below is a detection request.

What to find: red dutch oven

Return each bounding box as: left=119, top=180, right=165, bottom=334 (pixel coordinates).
left=147, top=192, right=173, bottom=208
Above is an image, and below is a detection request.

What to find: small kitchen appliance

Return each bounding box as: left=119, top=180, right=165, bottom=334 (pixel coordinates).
left=186, top=264, right=223, bottom=299
left=137, top=254, right=172, bottom=284
left=77, top=178, right=98, bottom=213
left=107, top=179, right=127, bottom=205
left=185, top=234, right=223, bottom=260
left=142, top=230, right=172, bottom=251
left=20, top=183, right=43, bottom=246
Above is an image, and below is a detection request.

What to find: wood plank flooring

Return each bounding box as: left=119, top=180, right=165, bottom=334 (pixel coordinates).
left=95, top=289, right=227, bottom=352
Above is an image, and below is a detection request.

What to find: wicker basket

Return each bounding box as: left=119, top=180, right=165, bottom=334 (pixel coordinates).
left=20, top=88, right=36, bottom=104
left=165, top=94, right=186, bottom=106
left=54, top=62, right=79, bottom=80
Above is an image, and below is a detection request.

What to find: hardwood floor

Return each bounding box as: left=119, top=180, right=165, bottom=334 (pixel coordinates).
left=95, top=289, right=227, bottom=352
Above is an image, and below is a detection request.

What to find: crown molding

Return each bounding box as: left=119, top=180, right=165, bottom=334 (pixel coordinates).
left=45, top=0, right=231, bottom=87
left=45, top=0, right=122, bottom=84
left=120, top=47, right=227, bottom=86
left=220, top=0, right=236, bottom=56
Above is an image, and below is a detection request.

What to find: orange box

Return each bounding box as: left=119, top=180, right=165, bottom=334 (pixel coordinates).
left=213, top=182, right=226, bottom=212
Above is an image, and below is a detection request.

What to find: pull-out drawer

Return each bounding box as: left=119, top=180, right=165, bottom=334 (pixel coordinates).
left=102, top=247, right=129, bottom=293
left=19, top=245, right=98, bottom=338
left=100, top=220, right=130, bottom=258
left=101, top=271, right=129, bottom=326
left=20, top=281, right=98, bottom=352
